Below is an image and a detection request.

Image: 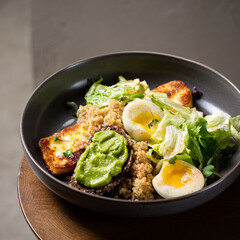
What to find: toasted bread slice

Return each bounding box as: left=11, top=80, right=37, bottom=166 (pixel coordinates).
left=39, top=121, right=86, bottom=175
left=152, top=80, right=193, bottom=107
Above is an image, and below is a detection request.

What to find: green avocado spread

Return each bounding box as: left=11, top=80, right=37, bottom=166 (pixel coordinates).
left=74, top=130, right=129, bottom=188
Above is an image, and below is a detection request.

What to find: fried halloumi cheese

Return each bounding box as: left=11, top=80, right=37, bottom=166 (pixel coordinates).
left=39, top=121, right=86, bottom=175
left=152, top=80, right=193, bottom=108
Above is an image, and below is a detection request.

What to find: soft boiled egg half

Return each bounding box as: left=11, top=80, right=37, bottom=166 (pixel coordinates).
left=122, top=99, right=163, bottom=141
left=152, top=160, right=204, bottom=198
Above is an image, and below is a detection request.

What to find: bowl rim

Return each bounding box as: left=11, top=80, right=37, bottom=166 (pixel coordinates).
left=20, top=50, right=240, bottom=205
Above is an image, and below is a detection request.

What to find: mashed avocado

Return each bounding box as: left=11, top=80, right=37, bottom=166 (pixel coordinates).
left=74, top=130, right=129, bottom=188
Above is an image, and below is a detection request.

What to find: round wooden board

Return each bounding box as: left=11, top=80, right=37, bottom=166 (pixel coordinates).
left=18, top=156, right=240, bottom=240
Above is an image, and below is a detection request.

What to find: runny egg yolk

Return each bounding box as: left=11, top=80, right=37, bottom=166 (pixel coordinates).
left=162, top=160, right=192, bottom=188
left=132, top=112, right=161, bottom=135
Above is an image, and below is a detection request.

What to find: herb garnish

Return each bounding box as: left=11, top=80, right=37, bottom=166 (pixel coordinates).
left=53, top=133, right=59, bottom=142
left=63, top=149, right=74, bottom=158
left=203, top=165, right=221, bottom=178
left=148, top=119, right=159, bottom=129
left=169, top=156, right=176, bottom=164
left=148, top=112, right=160, bottom=129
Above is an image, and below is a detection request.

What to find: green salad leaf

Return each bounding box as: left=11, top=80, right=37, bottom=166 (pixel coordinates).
left=205, top=110, right=240, bottom=143
left=202, top=165, right=215, bottom=178
left=147, top=149, right=162, bottom=164
left=152, top=125, right=187, bottom=160
left=174, top=153, right=193, bottom=165
left=85, top=76, right=148, bottom=107
left=185, top=118, right=219, bottom=170
left=204, top=110, right=231, bottom=132
left=202, top=165, right=221, bottom=178
left=149, top=92, right=203, bottom=122
left=231, top=115, right=240, bottom=141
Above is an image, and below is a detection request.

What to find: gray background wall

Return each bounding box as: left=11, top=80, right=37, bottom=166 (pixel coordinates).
left=32, top=0, right=240, bottom=88
left=1, top=0, right=240, bottom=239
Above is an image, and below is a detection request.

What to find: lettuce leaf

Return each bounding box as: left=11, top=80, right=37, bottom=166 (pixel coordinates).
left=152, top=125, right=187, bottom=159
left=205, top=110, right=240, bottom=143
left=186, top=118, right=220, bottom=169
left=148, top=92, right=203, bottom=122
left=174, top=153, right=193, bottom=165
left=204, top=110, right=231, bottom=132
left=150, top=111, right=185, bottom=144
left=231, top=115, right=240, bottom=141
left=85, top=77, right=148, bottom=107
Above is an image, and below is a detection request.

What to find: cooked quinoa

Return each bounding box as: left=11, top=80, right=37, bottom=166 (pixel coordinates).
left=76, top=99, right=124, bottom=149
left=76, top=99, right=155, bottom=200
left=117, top=141, right=154, bottom=200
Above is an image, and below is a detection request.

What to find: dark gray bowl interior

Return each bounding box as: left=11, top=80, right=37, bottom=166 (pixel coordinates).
left=21, top=52, right=240, bottom=217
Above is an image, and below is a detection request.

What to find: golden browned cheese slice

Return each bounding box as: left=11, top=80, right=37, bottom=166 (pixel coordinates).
left=152, top=80, right=193, bottom=107
left=39, top=121, right=86, bottom=175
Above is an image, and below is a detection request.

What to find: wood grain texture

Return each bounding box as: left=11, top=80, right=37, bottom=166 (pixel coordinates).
left=18, top=156, right=240, bottom=240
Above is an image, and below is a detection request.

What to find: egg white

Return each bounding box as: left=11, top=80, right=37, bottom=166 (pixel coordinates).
left=122, top=99, right=163, bottom=141
left=152, top=160, right=204, bottom=199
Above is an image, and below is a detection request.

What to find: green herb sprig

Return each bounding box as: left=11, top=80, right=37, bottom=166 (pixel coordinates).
left=148, top=112, right=160, bottom=129
left=63, top=149, right=74, bottom=158
left=169, top=156, right=176, bottom=164
left=148, top=119, right=159, bottom=129
left=53, top=133, right=59, bottom=142
left=202, top=165, right=221, bottom=178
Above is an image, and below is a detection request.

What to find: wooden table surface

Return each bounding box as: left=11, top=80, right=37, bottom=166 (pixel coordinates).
left=18, top=156, right=240, bottom=240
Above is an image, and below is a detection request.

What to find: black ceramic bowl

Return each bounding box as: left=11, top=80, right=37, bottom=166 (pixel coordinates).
left=20, top=52, right=240, bottom=217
